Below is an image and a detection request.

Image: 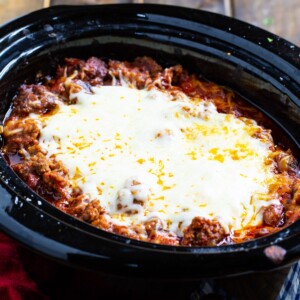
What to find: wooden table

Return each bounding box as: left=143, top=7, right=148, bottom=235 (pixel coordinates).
left=0, top=1, right=299, bottom=299
left=0, top=0, right=299, bottom=46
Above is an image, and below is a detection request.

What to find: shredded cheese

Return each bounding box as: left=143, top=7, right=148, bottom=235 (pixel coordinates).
left=36, top=85, right=279, bottom=236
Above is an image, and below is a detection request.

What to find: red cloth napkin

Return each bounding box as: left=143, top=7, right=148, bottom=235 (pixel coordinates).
left=0, top=231, right=197, bottom=300
left=0, top=232, right=47, bottom=300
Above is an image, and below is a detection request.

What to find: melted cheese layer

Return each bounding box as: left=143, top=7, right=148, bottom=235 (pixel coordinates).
left=37, top=85, right=279, bottom=236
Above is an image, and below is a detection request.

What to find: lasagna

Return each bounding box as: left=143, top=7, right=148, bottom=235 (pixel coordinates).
left=2, top=56, right=300, bottom=246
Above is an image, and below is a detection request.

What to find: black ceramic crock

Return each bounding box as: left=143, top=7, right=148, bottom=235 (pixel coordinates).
left=0, top=4, right=300, bottom=279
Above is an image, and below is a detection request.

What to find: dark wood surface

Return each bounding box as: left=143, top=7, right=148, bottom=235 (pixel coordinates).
left=234, top=0, right=300, bottom=46
left=1, top=0, right=299, bottom=45
left=0, top=1, right=299, bottom=299
left=0, top=0, right=299, bottom=46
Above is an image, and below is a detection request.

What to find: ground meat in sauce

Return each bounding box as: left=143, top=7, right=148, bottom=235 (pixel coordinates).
left=11, top=85, right=58, bottom=117
left=81, top=200, right=106, bottom=223
left=263, top=204, right=285, bottom=227
left=2, top=56, right=300, bottom=247
left=293, top=185, right=300, bottom=205
left=108, top=59, right=153, bottom=89
left=3, top=118, right=40, bottom=154
left=277, top=153, right=299, bottom=175
left=181, top=217, right=227, bottom=246
left=49, top=57, right=108, bottom=98
left=143, top=217, right=179, bottom=245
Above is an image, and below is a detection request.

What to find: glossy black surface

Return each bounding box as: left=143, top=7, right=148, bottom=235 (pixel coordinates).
left=0, top=4, right=300, bottom=278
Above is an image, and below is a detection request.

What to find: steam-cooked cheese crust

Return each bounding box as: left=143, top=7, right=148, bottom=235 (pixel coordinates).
left=35, top=85, right=279, bottom=236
